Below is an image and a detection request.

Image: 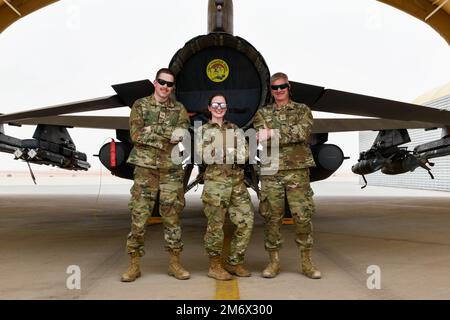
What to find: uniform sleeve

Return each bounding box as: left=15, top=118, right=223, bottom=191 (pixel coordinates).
left=173, top=106, right=191, bottom=144
left=159, top=104, right=191, bottom=142
left=223, top=123, right=248, bottom=164
left=177, top=106, right=191, bottom=130
left=279, top=105, right=313, bottom=146
left=129, top=100, right=153, bottom=146
left=252, top=110, right=267, bottom=130
left=129, top=100, right=169, bottom=150
left=200, top=124, right=214, bottom=165
left=234, top=127, right=249, bottom=164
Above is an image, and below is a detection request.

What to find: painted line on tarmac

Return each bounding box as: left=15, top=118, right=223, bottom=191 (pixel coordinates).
left=215, top=218, right=240, bottom=300
left=215, top=278, right=240, bottom=300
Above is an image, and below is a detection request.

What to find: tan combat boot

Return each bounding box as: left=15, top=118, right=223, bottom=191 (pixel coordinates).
left=120, top=253, right=141, bottom=282
left=262, top=250, right=280, bottom=278
left=168, top=249, right=190, bottom=280
left=208, top=256, right=232, bottom=281
left=224, top=263, right=251, bottom=277
left=301, top=249, right=321, bottom=279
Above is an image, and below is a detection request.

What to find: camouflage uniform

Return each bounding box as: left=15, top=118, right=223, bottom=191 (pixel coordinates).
left=253, top=100, right=316, bottom=251
left=200, top=121, right=254, bottom=265
left=126, top=95, right=190, bottom=256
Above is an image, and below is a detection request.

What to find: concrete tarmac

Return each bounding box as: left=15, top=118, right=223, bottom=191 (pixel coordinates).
left=0, top=178, right=449, bottom=300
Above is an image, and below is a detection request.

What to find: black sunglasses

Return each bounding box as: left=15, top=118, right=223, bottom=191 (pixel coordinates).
left=271, top=83, right=289, bottom=90
left=156, top=78, right=174, bottom=87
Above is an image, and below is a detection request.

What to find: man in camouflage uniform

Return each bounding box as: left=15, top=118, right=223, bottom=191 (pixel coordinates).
left=253, top=72, right=321, bottom=279
left=200, top=94, right=254, bottom=280
left=121, top=68, right=191, bottom=282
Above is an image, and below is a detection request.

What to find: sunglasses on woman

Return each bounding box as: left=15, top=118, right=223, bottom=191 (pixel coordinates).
left=210, top=102, right=227, bottom=110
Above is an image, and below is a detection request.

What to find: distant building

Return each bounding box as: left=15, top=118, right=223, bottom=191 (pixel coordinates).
left=358, top=82, right=450, bottom=191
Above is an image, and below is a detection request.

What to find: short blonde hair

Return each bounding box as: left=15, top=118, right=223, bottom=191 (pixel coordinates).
left=270, top=72, right=289, bottom=84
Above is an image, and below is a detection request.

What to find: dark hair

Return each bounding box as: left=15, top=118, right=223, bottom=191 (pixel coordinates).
left=155, top=68, right=175, bottom=83
left=204, top=93, right=227, bottom=119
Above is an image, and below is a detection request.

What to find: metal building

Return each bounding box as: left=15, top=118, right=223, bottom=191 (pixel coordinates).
left=358, top=82, right=450, bottom=191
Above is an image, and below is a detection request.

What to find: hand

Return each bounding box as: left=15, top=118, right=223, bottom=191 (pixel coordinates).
left=257, top=128, right=274, bottom=142
left=170, top=137, right=181, bottom=144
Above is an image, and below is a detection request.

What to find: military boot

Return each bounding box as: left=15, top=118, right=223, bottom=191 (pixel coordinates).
left=208, top=256, right=232, bottom=281
left=262, top=250, right=280, bottom=278
left=120, top=253, right=141, bottom=282
left=224, top=263, right=251, bottom=277
left=301, top=249, right=321, bottom=279
left=168, top=249, right=190, bottom=280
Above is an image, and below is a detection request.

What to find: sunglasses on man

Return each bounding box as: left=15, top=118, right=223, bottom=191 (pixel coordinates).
left=156, top=78, right=175, bottom=87
left=210, top=102, right=227, bottom=110
left=270, top=83, right=289, bottom=91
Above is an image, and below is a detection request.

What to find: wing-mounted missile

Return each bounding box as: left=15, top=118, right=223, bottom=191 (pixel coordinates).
left=0, top=123, right=23, bottom=154
left=352, top=129, right=410, bottom=177
left=4, top=124, right=90, bottom=171
left=352, top=128, right=450, bottom=188
left=413, top=127, right=450, bottom=160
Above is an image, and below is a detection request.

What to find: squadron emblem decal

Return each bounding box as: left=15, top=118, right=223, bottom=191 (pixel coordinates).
left=206, top=59, right=229, bottom=82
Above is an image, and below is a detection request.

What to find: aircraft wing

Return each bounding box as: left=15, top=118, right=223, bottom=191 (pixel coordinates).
left=1, top=79, right=449, bottom=131
left=11, top=115, right=129, bottom=130
left=10, top=115, right=442, bottom=134
left=290, top=81, right=450, bottom=125
left=0, top=95, right=125, bottom=123
left=311, top=118, right=441, bottom=133
left=0, top=79, right=153, bottom=123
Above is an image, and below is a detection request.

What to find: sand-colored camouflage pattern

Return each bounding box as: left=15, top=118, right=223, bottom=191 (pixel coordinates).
left=253, top=100, right=316, bottom=170
left=200, top=121, right=254, bottom=265
left=126, top=166, right=185, bottom=256
left=127, top=95, right=190, bottom=169
left=259, top=169, right=315, bottom=251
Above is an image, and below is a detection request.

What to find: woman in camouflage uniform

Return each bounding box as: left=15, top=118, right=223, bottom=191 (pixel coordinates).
left=200, top=93, right=254, bottom=281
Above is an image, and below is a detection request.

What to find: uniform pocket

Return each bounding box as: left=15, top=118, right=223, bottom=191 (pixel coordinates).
left=201, top=180, right=222, bottom=207
left=258, top=189, right=270, bottom=218
left=160, top=182, right=185, bottom=213
left=288, top=114, right=298, bottom=126
left=201, top=189, right=222, bottom=207
left=143, top=109, right=160, bottom=125
left=165, top=110, right=180, bottom=127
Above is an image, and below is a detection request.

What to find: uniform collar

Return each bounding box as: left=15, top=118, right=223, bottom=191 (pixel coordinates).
left=150, top=94, right=175, bottom=107
left=207, top=120, right=230, bottom=128
left=273, top=100, right=295, bottom=110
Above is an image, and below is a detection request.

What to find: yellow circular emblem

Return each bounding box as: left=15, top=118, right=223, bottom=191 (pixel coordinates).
left=206, top=59, right=229, bottom=82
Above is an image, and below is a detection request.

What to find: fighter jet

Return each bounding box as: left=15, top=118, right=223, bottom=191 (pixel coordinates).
left=1, top=0, right=449, bottom=192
